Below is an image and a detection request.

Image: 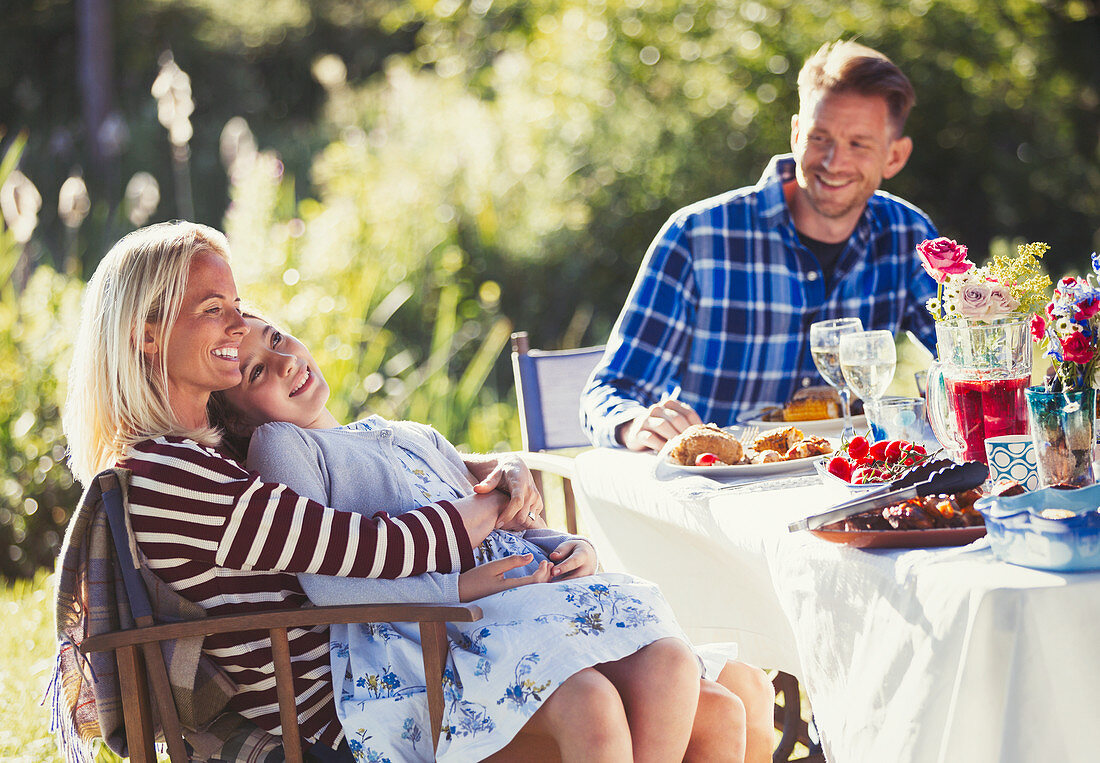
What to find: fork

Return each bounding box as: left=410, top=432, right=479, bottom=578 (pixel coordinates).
left=736, top=425, right=759, bottom=448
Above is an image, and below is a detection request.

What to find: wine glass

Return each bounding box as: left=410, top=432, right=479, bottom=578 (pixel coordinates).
left=809, top=318, right=864, bottom=440
left=839, top=330, right=898, bottom=440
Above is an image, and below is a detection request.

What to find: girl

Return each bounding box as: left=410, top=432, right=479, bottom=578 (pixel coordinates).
left=213, top=314, right=775, bottom=762
left=61, top=222, right=532, bottom=757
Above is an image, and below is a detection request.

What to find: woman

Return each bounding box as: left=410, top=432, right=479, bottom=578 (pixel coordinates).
left=211, top=312, right=777, bottom=762
left=62, top=221, right=533, bottom=756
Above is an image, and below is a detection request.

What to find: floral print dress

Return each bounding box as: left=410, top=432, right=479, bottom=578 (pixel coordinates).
left=329, top=436, right=699, bottom=762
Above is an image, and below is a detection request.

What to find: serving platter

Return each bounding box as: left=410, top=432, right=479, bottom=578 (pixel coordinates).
left=736, top=410, right=867, bottom=438
left=809, top=525, right=986, bottom=548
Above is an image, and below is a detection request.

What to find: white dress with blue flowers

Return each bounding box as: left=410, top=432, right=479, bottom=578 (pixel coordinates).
left=246, top=417, right=708, bottom=762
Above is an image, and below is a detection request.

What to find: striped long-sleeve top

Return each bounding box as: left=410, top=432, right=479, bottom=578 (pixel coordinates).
left=118, top=436, right=476, bottom=749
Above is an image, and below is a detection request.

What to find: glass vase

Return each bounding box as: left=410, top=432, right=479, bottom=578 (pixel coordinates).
left=1024, top=386, right=1097, bottom=488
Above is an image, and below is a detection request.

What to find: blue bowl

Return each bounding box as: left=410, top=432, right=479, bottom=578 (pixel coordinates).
left=974, top=484, right=1100, bottom=571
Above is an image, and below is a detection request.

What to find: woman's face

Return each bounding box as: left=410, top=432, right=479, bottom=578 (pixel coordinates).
left=221, top=316, right=333, bottom=431
left=155, top=250, right=249, bottom=427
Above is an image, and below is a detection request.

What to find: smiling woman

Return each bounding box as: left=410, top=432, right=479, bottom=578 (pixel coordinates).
left=58, top=221, right=514, bottom=758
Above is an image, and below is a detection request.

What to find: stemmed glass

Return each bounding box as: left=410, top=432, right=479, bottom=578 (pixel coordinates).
left=839, top=330, right=898, bottom=439
left=809, top=318, right=864, bottom=440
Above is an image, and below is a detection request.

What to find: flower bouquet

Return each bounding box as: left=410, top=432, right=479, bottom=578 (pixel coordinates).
left=918, top=238, right=1049, bottom=463
left=1026, top=253, right=1100, bottom=487
left=919, top=237, right=1050, bottom=324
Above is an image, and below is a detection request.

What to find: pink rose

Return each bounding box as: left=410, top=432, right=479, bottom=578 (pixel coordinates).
left=1061, top=331, right=1094, bottom=364
left=917, top=237, right=974, bottom=283
left=986, top=284, right=1019, bottom=314
left=956, top=283, right=992, bottom=319
left=1030, top=313, right=1047, bottom=342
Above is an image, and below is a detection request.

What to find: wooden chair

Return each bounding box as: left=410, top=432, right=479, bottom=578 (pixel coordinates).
left=509, top=331, right=824, bottom=763
left=76, top=470, right=482, bottom=763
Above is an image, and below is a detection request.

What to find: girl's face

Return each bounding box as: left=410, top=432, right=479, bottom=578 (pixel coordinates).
left=221, top=317, right=333, bottom=431
left=154, top=250, right=249, bottom=427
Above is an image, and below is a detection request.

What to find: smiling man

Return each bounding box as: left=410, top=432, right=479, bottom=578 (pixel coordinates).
left=582, top=40, right=939, bottom=453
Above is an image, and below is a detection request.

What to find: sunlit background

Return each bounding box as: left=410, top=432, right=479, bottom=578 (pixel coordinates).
left=2, top=0, right=1099, bottom=578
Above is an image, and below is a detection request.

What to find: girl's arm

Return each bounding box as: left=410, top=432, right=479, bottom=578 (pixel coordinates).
left=245, top=422, right=468, bottom=605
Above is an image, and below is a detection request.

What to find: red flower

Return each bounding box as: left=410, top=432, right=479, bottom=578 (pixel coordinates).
left=1030, top=313, right=1047, bottom=342
left=1076, top=297, right=1100, bottom=320
left=1060, top=331, right=1094, bottom=364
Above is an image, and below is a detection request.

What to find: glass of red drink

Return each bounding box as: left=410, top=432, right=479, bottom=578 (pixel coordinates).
left=926, top=318, right=1033, bottom=463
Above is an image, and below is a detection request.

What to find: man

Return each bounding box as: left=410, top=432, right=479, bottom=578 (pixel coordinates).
left=581, top=40, right=938, bottom=453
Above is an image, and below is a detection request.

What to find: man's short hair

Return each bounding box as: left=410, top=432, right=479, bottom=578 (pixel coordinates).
left=797, top=40, right=916, bottom=136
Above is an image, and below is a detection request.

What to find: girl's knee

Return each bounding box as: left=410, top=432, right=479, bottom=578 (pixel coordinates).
left=699, top=679, right=746, bottom=729
left=639, top=638, right=701, bottom=683
left=720, top=661, right=775, bottom=705
left=556, top=668, right=627, bottom=724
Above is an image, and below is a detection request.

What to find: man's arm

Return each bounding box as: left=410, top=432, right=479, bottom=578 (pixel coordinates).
left=900, top=217, right=940, bottom=354
left=580, top=214, right=702, bottom=450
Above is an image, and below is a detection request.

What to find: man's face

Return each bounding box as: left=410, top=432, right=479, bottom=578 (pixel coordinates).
left=790, top=91, right=912, bottom=237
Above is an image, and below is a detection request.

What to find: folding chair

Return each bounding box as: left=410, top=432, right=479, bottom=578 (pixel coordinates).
left=510, top=331, right=607, bottom=534
left=72, top=470, right=483, bottom=763
left=509, top=331, right=824, bottom=763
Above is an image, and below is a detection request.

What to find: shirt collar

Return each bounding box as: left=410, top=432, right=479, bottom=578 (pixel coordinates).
left=756, top=153, right=882, bottom=239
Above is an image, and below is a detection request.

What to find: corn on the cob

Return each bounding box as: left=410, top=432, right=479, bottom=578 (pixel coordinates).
left=782, top=398, right=839, bottom=421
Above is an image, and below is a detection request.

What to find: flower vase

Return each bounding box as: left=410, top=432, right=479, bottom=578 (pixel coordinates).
left=1024, top=386, right=1097, bottom=488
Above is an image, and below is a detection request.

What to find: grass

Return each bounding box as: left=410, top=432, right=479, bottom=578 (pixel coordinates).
left=0, top=570, right=64, bottom=762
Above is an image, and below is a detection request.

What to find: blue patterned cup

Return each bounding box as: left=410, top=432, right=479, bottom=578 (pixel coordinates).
left=984, top=435, right=1039, bottom=491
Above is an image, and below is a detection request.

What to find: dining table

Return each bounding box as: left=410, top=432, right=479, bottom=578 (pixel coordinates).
left=573, top=446, right=1100, bottom=763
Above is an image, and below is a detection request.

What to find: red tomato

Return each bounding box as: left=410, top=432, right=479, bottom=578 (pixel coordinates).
left=827, top=456, right=854, bottom=482
left=695, top=453, right=720, bottom=466
left=906, top=443, right=927, bottom=456
left=884, top=440, right=904, bottom=462
left=869, top=440, right=890, bottom=462
left=846, top=436, right=869, bottom=460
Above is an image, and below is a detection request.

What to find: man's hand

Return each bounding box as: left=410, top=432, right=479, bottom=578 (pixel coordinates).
left=458, top=554, right=552, bottom=601
left=548, top=540, right=597, bottom=580
left=467, top=454, right=544, bottom=529
left=617, top=399, right=703, bottom=452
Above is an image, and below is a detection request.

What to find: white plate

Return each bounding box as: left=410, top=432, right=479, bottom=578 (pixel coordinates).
left=655, top=430, right=836, bottom=481
left=736, top=410, right=867, bottom=438
left=659, top=454, right=824, bottom=480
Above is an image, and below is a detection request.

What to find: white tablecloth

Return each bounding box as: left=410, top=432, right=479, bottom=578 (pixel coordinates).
left=575, top=447, right=1100, bottom=763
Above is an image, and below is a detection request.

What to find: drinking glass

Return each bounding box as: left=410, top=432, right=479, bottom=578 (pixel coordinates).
left=809, top=317, right=864, bottom=439
left=840, top=331, right=898, bottom=434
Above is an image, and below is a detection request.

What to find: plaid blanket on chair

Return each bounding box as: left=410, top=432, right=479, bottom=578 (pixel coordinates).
left=49, top=468, right=283, bottom=762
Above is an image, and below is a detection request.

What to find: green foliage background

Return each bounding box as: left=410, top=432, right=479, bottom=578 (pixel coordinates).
left=1, top=0, right=1099, bottom=578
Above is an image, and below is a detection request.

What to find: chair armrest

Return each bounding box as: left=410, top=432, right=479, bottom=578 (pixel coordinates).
left=80, top=602, right=483, bottom=653
left=517, top=451, right=577, bottom=481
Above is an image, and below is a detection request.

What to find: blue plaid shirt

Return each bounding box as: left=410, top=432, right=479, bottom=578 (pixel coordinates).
left=581, top=154, right=939, bottom=447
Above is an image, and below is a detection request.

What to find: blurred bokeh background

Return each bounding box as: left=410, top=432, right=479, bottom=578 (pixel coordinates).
left=2, top=0, right=1099, bottom=580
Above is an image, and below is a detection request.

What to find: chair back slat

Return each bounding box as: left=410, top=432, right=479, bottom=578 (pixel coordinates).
left=511, top=332, right=605, bottom=451
left=99, top=477, right=154, bottom=621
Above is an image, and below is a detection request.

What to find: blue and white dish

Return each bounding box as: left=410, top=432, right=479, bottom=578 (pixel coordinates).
left=975, top=484, right=1100, bottom=571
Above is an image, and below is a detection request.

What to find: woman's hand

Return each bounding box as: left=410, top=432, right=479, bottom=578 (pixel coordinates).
left=548, top=540, right=597, bottom=580
left=458, top=554, right=552, bottom=602
left=452, top=491, right=509, bottom=547
left=466, top=454, right=544, bottom=529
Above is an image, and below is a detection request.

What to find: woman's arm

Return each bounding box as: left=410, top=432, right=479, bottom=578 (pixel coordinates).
left=123, top=436, right=484, bottom=578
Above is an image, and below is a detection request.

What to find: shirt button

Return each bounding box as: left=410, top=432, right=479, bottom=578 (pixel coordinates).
left=806, top=271, right=819, bottom=282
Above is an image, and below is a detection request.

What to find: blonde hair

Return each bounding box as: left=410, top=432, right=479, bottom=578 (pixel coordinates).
left=63, top=221, right=232, bottom=484
left=798, top=40, right=916, bottom=136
